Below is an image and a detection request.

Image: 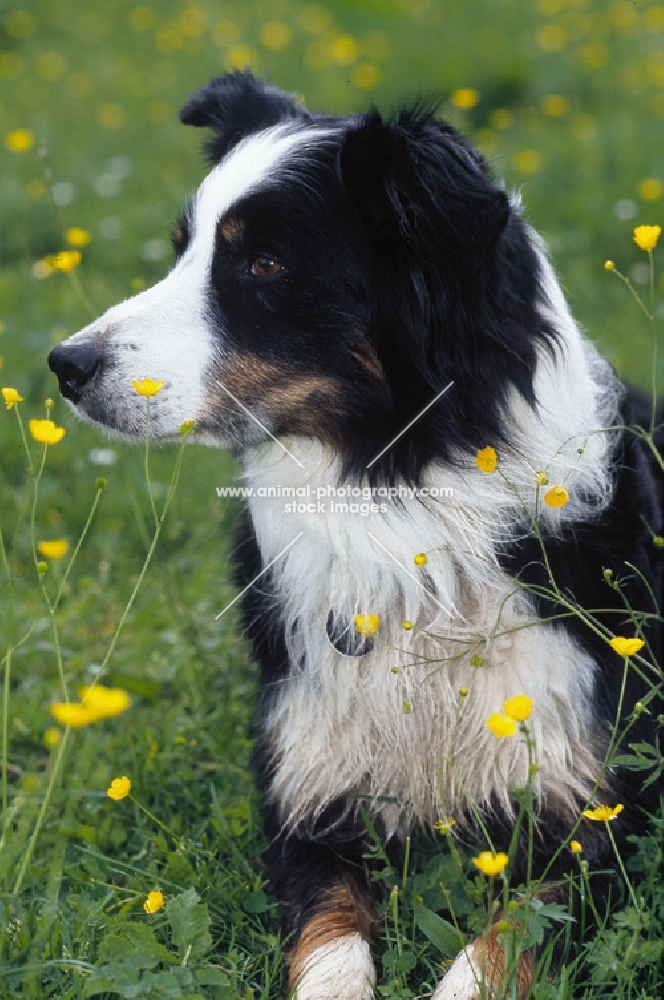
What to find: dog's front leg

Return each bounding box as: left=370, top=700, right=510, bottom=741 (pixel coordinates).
left=263, top=821, right=376, bottom=1000
left=432, top=923, right=533, bottom=1000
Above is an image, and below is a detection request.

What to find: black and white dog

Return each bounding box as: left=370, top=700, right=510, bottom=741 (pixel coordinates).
left=49, top=72, right=662, bottom=998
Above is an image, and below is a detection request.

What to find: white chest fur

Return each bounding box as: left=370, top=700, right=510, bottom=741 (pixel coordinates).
left=244, top=281, right=618, bottom=835
left=245, top=441, right=605, bottom=836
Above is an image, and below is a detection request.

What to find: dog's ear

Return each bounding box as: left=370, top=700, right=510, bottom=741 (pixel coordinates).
left=339, top=109, right=510, bottom=259
left=337, top=109, right=524, bottom=475
left=180, top=70, right=308, bottom=162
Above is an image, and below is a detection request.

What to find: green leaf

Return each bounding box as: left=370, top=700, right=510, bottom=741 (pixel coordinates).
left=243, top=889, right=268, bottom=913
left=83, top=965, right=142, bottom=998
left=97, top=923, right=175, bottom=969
left=395, top=951, right=417, bottom=972
left=166, top=888, right=213, bottom=963
left=630, top=939, right=664, bottom=968
left=413, top=902, right=464, bottom=958
left=192, top=970, right=239, bottom=1000
left=82, top=973, right=119, bottom=998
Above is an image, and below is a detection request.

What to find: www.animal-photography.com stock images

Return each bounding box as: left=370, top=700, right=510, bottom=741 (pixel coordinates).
left=1, top=2, right=663, bottom=998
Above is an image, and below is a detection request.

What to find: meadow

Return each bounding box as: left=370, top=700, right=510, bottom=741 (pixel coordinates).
left=0, top=0, right=663, bottom=996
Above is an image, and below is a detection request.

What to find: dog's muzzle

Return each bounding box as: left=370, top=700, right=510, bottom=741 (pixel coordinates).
left=48, top=341, right=102, bottom=404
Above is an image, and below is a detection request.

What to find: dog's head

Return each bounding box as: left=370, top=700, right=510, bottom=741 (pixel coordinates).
left=49, top=71, right=553, bottom=478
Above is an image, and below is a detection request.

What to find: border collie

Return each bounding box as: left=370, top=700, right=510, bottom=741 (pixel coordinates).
left=48, top=72, right=662, bottom=999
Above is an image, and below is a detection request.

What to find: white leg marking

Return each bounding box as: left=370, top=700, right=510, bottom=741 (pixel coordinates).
left=431, top=941, right=481, bottom=1000
left=294, top=933, right=375, bottom=1000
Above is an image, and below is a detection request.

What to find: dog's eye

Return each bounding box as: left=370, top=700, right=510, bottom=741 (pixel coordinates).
left=250, top=256, right=283, bottom=278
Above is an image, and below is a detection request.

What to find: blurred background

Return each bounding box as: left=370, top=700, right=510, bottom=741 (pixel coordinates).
left=1, top=0, right=663, bottom=393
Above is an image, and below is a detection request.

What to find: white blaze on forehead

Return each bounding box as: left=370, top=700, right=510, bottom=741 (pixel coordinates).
left=59, top=123, right=329, bottom=439
left=187, top=123, right=328, bottom=264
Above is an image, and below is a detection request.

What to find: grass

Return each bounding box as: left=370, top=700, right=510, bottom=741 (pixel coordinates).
left=0, top=0, right=663, bottom=996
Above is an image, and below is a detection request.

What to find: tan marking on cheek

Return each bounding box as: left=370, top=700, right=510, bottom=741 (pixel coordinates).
left=287, top=880, right=374, bottom=990
left=219, top=216, right=244, bottom=244
left=205, top=351, right=345, bottom=437
left=264, top=375, right=344, bottom=421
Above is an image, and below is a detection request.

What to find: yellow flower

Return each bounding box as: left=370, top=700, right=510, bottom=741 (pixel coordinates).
left=633, top=225, right=661, bottom=251
left=5, top=128, right=35, bottom=153
left=107, top=775, right=132, bottom=800
left=51, top=250, right=82, bottom=272
left=37, top=539, right=69, bottom=559
left=570, top=840, right=582, bottom=854
left=178, top=418, right=195, bottom=435
left=354, top=613, right=380, bottom=636
left=43, top=727, right=62, bottom=749
left=476, top=447, right=497, bottom=473
left=402, top=620, right=413, bottom=630
left=472, top=851, right=509, bottom=876
left=50, top=685, right=130, bottom=729
left=450, top=87, right=480, bottom=110
left=638, top=178, right=663, bottom=202
left=65, top=227, right=91, bottom=247
left=513, top=149, right=543, bottom=176
left=543, top=485, right=569, bottom=508
left=2, top=387, right=23, bottom=409
left=414, top=552, right=427, bottom=566
left=434, top=817, right=456, bottom=835
left=79, top=685, right=131, bottom=718
left=502, top=694, right=533, bottom=722
left=534, top=470, right=549, bottom=486
left=50, top=702, right=102, bottom=728
left=541, top=94, right=569, bottom=118
left=486, top=712, right=517, bottom=738
left=29, top=419, right=66, bottom=444
left=583, top=803, right=624, bottom=822
left=609, top=636, right=645, bottom=656
left=604, top=260, right=615, bottom=271
left=132, top=378, right=165, bottom=396
left=143, top=890, right=165, bottom=914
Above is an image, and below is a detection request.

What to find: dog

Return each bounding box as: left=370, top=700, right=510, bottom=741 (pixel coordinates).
left=48, top=71, right=662, bottom=998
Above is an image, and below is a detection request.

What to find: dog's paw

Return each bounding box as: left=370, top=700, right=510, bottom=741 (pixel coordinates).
left=430, top=942, right=481, bottom=1000
left=431, top=928, right=533, bottom=1000
left=292, top=932, right=375, bottom=1000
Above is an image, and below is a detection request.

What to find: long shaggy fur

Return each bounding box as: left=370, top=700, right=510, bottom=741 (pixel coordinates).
left=48, top=71, right=663, bottom=998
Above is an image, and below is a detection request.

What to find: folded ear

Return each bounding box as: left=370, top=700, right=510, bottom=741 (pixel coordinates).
left=180, top=70, right=309, bottom=162
left=339, top=109, right=510, bottom=259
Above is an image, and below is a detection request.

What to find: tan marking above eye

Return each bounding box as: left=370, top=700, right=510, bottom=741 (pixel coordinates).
left=250, top=256, right=283, bottom=278
left=220, top=216, right=244, bottom=244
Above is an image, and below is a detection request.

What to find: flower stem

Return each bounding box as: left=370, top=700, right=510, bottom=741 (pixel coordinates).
left=129, top=795, right=183, bottom=849
left=12, top=727, right=71, bottom=893
left=648, top=248, right=658, bottom=437
left=12, top=429, right=188, bottom=894
left=605, top=821, right=639, bottom=910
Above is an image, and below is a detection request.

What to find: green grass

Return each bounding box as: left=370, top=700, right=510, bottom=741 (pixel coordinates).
left=1, top=0, right=663, bottom=997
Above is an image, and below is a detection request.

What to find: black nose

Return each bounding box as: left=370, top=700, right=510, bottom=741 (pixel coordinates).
left=48, top=342, right=102, bottom=403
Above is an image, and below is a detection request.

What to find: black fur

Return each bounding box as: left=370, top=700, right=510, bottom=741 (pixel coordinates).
left=177, top=72, right=663, bottom=987
left=48, top=70, right=663, bottom=995
left=180, top=69, right=309, bottom=163
left=185, top=75, right=660, bottom=983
